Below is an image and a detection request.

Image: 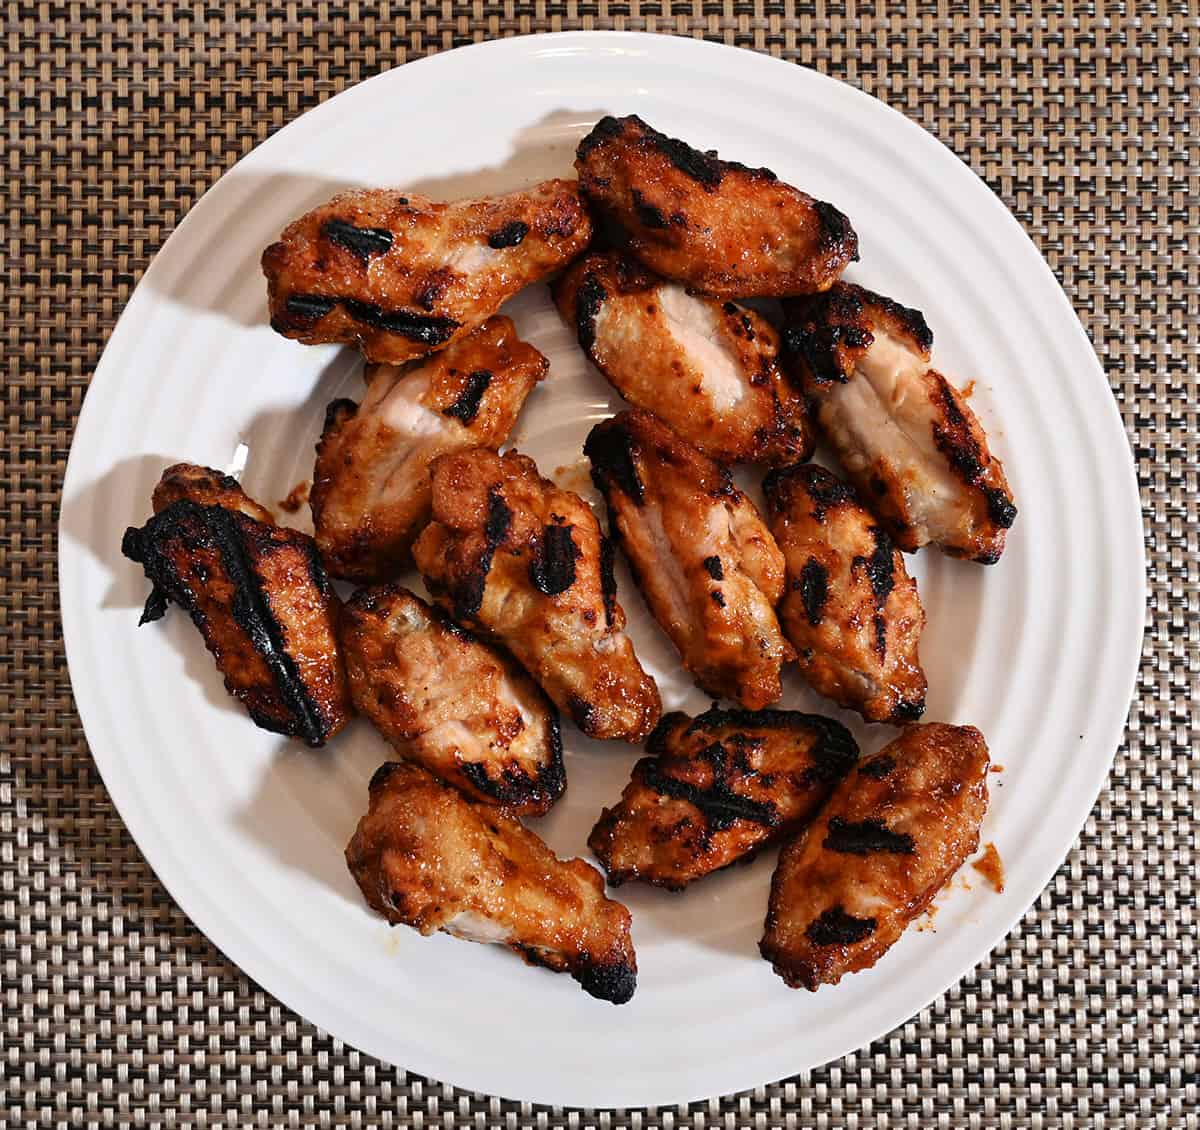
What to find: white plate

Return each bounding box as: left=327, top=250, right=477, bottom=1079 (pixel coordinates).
left=59, top=32, right=1145, bottom=1108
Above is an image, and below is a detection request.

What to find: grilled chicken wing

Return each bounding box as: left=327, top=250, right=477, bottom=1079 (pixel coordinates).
left=575, top=115, right=857, bottom=298
left=589, top=705, right=858, bottom=890
left=121, top=464, right=351, bottom=746
left=783, top=284, right=1017, bottom=563
left=311, top=316, right=546, bottom=582
left=760, top=723, right=989, bottom=990
left=586, top=410, right=793, bottom=709
left=339, top=584, right=564, bottom=815
left=413, top=448, right=661, bottom=741
left=764, top=464, right=927, bottom=723
left=552, top=251, right=813, bottom=466
left=346, top=760, right=637, bottom=1003
left=263, top=181, right=592, bottom=364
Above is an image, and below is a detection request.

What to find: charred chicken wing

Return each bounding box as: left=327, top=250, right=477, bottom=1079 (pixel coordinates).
left=339, top=584, right=564, bottom=816
left=575, top=115, right=857, bottom=298
left=586, top=410, right=793, bottom=709
left=760, top=722, right=990, bottom=990
left=783, top=284, right=1017, bottom=563
left=346, top=760, right=637, bottom=1003
left=413, top=448, right=661, bottom=741
left=589, top=705, right=858, bottom=890
left=263, top=181, right=592, bottom=364
left=552, top=251, right=813, bottom=466
left=311, top=316, right=546, bottom=582
left=764, top=464, right=927, bottom=723
left=121, top=464, right=351, bottom=746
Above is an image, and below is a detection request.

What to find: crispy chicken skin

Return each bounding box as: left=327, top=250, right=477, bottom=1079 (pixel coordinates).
left=412, top=448, right=661, bottom=741
left=586, top=410, right=793, bottom=709
left=589, top=705, right=858, bottom=890
left=121, top=465, right=351, bottom=746
left=760, top=723, right=990, bottom=990
left=783, top=284, right=1017, bottom=563
left=552, top=251, right=813, bottom=466
left=339, top=585, right=564, bottom=816
left=311, top=317, right=546, bottom=582
left=346, top=760, right=637, bottom=1003
left=575, top=115, right=858, bottom=298
left=262, top=181, right=592, bottom=364
left=764, top=464, right=927, bottom=723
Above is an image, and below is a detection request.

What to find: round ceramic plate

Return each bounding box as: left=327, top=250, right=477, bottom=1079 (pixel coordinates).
left=59, top=32, right=1144, bottom=1108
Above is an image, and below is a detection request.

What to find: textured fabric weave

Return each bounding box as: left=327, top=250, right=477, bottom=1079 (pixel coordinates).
left=2, top=3, right=1196, bottom=1125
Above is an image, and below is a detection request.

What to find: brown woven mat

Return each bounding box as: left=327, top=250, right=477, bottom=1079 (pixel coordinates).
left=4, top=2, right=1196, bottom=1124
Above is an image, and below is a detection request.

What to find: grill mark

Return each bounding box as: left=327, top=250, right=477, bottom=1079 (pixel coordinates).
left=599, top=535, right=618, bottom=627
left=702, top=555, right=724, bottom=580
left=340, top=298, right=460, bottom=344
left=487, top=220, right=529, bottom=249
left=710, top=589, right=726, bottom=608
left=454, top=487, right=512, bottom=621
left=873, top=614, right=888, bottom=659
left=798, top=557, right=828, bottom=626
left=858, top=753, right=896, bottom=779
left=985, top=486, right=1018, bottom=528
left=805, top=906, right=877, bottom=946
left=823, top=816, right=915, bottom=855
left=585, top=418, right=644, bottom=504
left=442, top=369, right=492, bottom=425
left=321, top=218, right=394, bottom=262
left=640, top=742, right=779, bottom=832
left=529, top=522, right=580, bottom=596
left=121, top=500, right=331, bottom=745
left=575, top=272, right=608, bottom=355
left=284, top=293, right=336, bottom=321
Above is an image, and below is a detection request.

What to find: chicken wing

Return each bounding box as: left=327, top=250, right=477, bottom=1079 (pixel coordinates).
left=552, top=251, right=813, bottom=466
left=311, top=316, right=546, bottom=582
left=764, top=463, right=926, bottom=723
left=346, top=760, right=637, bottom=1003
left=782, top=284, right=1017, bottom=563
left=339, top=584, right=564, bottom=815
left=263, top=181, right=592, bottom=364
left=760, top=722, right=990, bottom=990
left=586, top=410, right=793, bottom=709
left=589, top=705, right=858, bottom=890
left=121, top=464, right=351, bottom=746
left=413, top=448, right=661, bottom=742
left=575, top=115, right=857, bottom=297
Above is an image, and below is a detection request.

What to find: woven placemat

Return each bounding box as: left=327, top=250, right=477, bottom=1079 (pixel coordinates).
left=3, top=3, right=1196, bottom=1125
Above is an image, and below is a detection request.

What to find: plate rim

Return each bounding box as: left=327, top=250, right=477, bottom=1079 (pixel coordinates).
left=58, top=30, right=1147, bottom=1108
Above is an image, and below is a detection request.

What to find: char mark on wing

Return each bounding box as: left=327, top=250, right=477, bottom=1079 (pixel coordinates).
left=702, top=555, right=724, bottom=581
left=284, top=293, right=337, bottom=322
left=823, top=816, right=915, bottom=855
left=640, top=744, right=779, bottom=833
left=575, top=272, right=608, bottom=355
left=413, top=268, right=454, bottom=311
left=797, top=557, right=829, bottom=626
left=321, top=218, right=394, bottom=262
left=638, top=118, right=724, bottom=188
left=487, top=220, right=529, bottom=249
left=585, top=418, right=644, bottom=504
left=599, top=535, right=618, bottom=626
left=858, top=753, right=896, bottom=779
left=575, top=114, right=625, bottom=160
left=453, top=487, right=512, bottom=621
left=805, top=906, right=877, bottom=946
left=854, top=527, right=896, bottom=607
left=530, top=522, right=580, bottom=596
left=630, top=188, right=667, bottom=229
left=985, top=486, right=1018, bottom=529
left=575, top=959, right=637, bottom=1005
left=340, top=298, right=460, bottom=345
left=812, top=200, right=858, bottom=258
left=891, top=697, right=926, bottom=722
left=369, top=761, right=405, bottom=793
left=442, top=369, right=492, bottom=424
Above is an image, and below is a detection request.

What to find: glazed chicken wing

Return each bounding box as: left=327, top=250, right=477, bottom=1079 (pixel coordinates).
left=575, top=115, right=857, bottom=297
left=783, top=284, right=1017, bottom=563
left=586, top=410, right=793, bottom=709
left=412, top=448, right=661, bottom=741
left=552, top=251, right=813, bottom=466
left=339, top=584, right=564, bottom=815
left=346, top=760, right=637, bottom=1003
left=311, top=316, right=546, bottom=582
left=760, top=723, right=990, bottom=990
left=764, top=463, right=927, bottom=723
left=263, top=181, right=591, bottom=364
left=121, top=464, right=351, bottom=746
left=589, top=705, right=858, bottom=890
